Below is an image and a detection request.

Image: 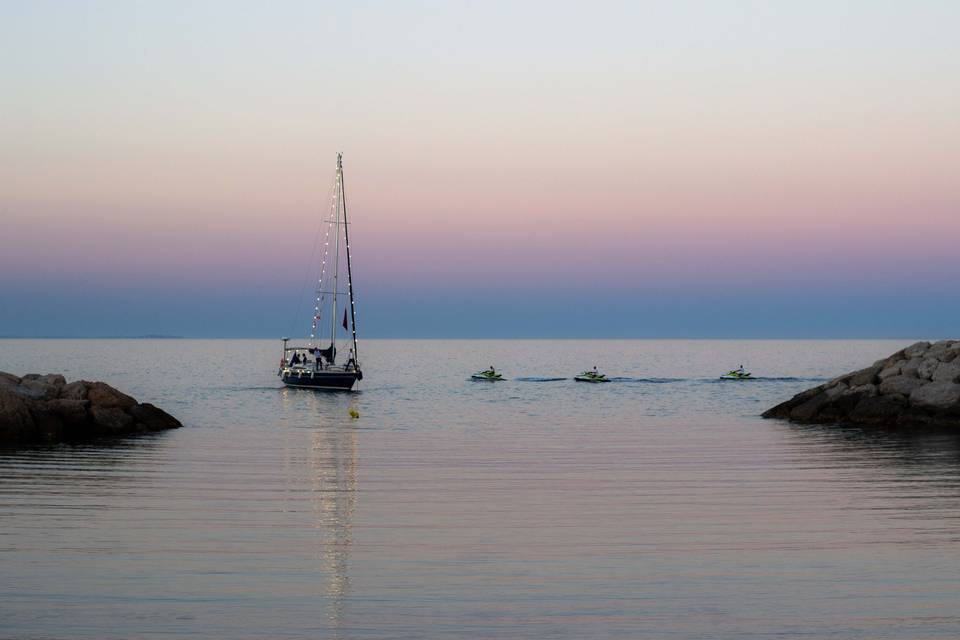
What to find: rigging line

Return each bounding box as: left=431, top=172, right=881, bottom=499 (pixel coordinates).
left=290, top=167, right=337, bottom=338
left=310, top=182, right=338, bottom=344
left=340, top=153, right=360, bottom=364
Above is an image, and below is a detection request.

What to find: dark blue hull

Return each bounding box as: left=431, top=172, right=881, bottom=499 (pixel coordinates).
left=281, top=370, right=360, bottom=391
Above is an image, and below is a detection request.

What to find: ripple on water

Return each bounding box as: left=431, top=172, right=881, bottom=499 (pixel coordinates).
left=1, top=339, right=960, bottom=639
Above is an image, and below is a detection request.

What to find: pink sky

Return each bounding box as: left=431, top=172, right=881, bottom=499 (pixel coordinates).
left=2, top=2, right=959, bottom=336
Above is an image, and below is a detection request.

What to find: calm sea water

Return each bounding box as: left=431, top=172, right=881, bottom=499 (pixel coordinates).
left=2, top=339, right=960, bottom=639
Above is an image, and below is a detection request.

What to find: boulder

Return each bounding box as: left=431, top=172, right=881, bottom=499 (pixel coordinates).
left=848, top=364, right=882, bottom=387
left=42, top=398, right=90, bottom=428
left=90, top=406, right=135, bottom=433
left=926, top=340, right=954, bottom=360
left=13, top=379, right=59, bottom=400
left=878, top=365, right=902, bottom=380
left=880, top=348, right=908, bottom=368
left=845, top=383, right=878, bottom=398
left=900, top=358, right=922, bottom=378
left=878, top=375, right=925, bottom=396
left=917, top=357, right=940, bottom=380
left=86, top=382, right=136, bottom=410
left=764, top=341, right=960, bottom=428
left=790, top=391, right=833, bottom=422
left=0, top=387, right=35, bottom=442
left=904, top=341, right=931, bottom=358
left=910, top=383, right=960, bottom=412
left=819, top=388, right=872, bottom=422
left=27, top=404, right=65, bottom=442
left=932, top=362, right=960, bottom=384
left=59, top=381, right=88, bottom=400
left=129, top=403, right=182, bottom=431
left=849, top=394, right=907, bottom=424
left=762, top=384, right=827, bottom=419
left=0, top=373, right=181, bottom=445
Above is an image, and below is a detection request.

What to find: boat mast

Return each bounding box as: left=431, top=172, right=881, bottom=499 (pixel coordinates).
left=329, top=153, right=343, bottom=355
left=340, top=154, right=360, bottom=366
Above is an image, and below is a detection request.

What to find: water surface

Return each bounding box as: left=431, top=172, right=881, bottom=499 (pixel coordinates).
left=2, top=339, right=959, bottom=639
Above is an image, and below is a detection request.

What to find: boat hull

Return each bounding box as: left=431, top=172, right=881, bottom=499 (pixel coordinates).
left=281, top=370, right=360, bottom=391
left=471, top=374, right=503, bottom=381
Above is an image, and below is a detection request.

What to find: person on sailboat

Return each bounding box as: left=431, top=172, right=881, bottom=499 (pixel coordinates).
left=346, top=348, right=356, bottom=371
left=291, top=352, right=301, bottom=366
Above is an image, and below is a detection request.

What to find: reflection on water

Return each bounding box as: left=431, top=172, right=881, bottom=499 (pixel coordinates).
left=278, top=387, right=358, bottom=634
left=312, top=416, right=356, bottom=630
left=2, top=339, right=960, bottom=639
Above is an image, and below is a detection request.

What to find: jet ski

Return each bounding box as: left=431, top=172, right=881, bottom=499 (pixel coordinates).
left=472, top=369, right=504, bottom=381
left=720, top=368, right=753, bottom=380
left=575, top=370, right=609, bottom=383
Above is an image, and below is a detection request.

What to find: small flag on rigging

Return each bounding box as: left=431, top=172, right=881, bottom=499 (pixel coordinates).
left=342, top=308, right=348, bottom=330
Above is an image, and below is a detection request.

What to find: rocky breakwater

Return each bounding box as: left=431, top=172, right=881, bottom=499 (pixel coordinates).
left=0, top=372, right=182, bottom=445
left=763, top=341, right=960, bottom=427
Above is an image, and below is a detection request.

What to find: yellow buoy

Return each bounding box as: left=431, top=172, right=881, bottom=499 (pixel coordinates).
left=348, top=408, right=360, bottom=419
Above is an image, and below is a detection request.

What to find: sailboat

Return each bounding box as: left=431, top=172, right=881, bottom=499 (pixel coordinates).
left=278, top=153, right=363, bottom=391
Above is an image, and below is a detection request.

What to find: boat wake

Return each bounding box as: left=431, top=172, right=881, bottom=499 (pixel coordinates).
left=472, top=376, right=828, bottom=385
left=707, top=376, right=828, bottom=383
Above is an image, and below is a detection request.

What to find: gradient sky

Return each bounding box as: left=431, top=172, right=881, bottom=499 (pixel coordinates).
left=2, top=1, right=959, bottom=338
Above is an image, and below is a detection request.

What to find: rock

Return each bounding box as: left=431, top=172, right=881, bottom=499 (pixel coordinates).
left=878, top=375, right=925, bottom=396
left=825, top=382, right=848, bottom=398
left=42, top=399, right=90, bottom=426
left=845, top=383, right=878, bottom=397
left=819, top=389, right=872, bottom=422
left=129, top=403, right=182, bottom=431
left=904, top=341, right=931, bottom=358
left=0, top=387, right=35, bottom=442
left=86, top=382, right=136, bottom=410
left=0, top=373, right=181, bottom=445
left=764, top=341, right=960, bottom=428
left=59, top=381, right=88, bottom=400
left=16, top=379, right=59, bottom=400
left=849, top=394, right=907, bottom=424
left=878, top=365, right=902, bottom=380
left=917, top=357, right=940, bottom=380
left=790, top=391, right=833, bottom=422
left=34, top=399, right=92, bottom=440
left=900, top=358, right=922, bottom=378
left=910, top=383, right=960, bottom=412
left=926, top=340, right=953, bottom=360
left=90, top=406, right=135, bottom=433
left=27, top=404, right=65, bottom=442
left=932, top=362, right=960, bottom=384
left=849, top=365, right=882, bottom=386
left=762, top=384, right=826, bottom=419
